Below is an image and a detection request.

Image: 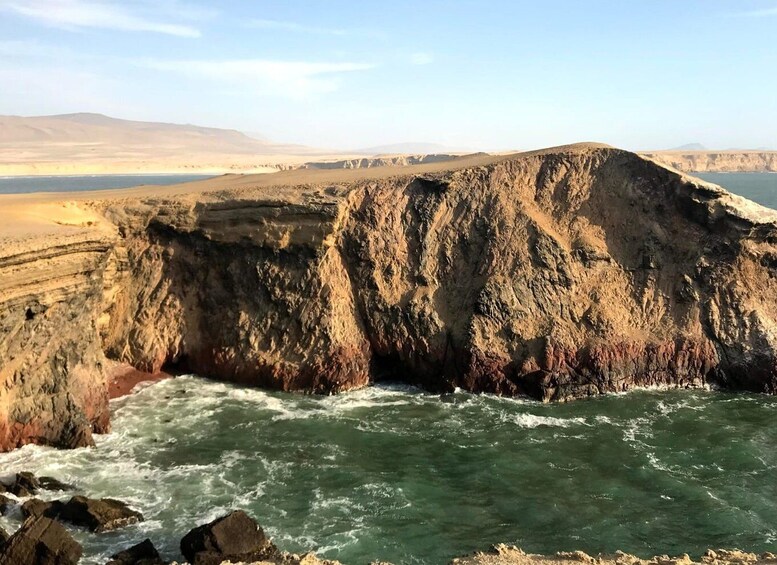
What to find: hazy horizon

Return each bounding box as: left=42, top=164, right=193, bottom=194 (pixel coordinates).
left=1, top=0, right=776, bottom=152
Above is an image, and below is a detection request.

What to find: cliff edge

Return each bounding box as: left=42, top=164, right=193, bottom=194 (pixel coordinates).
left=642, top=150, right=777, bottom=172
left=2, top=144, right=777, bottom=451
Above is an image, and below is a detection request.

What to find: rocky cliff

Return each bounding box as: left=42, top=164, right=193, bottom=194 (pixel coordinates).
left=642, top=151, right=777, bottom=172
left=2, top=144, right=777, bottom=451
left=297, top=153, right=481, bottom=170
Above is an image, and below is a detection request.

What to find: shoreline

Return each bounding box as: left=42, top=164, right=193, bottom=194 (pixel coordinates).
left=107, top=365, right=173, bottom=399
left=453, top=546, right=777, bottom=565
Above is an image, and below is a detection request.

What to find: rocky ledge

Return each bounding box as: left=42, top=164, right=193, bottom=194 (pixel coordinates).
left=2, top=143, right=777, bottom=451
left=453, top=545, right=777, bottom=565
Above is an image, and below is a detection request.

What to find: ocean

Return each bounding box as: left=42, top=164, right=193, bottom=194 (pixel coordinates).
left=694, top=172, right=777, bottom=210
left=0, top=377, right=775, bottom=564
left=0, top=174, right=215, bottom=195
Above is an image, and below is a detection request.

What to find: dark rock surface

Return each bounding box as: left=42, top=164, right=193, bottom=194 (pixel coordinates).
left=106, top=538, right=165, bottom=565
left=19, top=495, right=142, bottom=532
left=20, top=498, right=64, bottom=520
left=0, top=516, right=82, bottom=565
left=38, top=476, right=75, bottom=492
left=180, top=510, right=277, bottom=565
left=0, top=493, right=14, bottom=515
left=8, top=472, right=40, bottom=497
left=58, top=495, right=143, bottom=533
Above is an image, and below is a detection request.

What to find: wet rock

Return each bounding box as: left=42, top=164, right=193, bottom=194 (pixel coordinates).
left=9, top=472, right=40, bottom=497
left=0, top=516, right=82, bottom=565
left=0, top=493, right=15, bottom=515
left=180, top=510, right=277, bottom=565
left=58, top=495, right=143, bottom=532
left=20, top=499, right=65, bottom=520
left=38, top=476, right=75, bottom=492
left=106, top=538, right=164, bottom=565
left=0, top=524, right=8, bottom=545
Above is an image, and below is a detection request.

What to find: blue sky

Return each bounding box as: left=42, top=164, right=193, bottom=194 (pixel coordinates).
left=0, top=0, right=775, bottom=151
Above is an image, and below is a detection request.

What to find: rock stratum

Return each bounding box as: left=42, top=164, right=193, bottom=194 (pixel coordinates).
left=643, top=151, right=777, bottom=172
left=2, top=143, right=777, bottom=451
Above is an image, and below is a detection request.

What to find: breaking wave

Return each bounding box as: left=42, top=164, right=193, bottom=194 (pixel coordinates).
left=1, top=376, right=776, bottom=564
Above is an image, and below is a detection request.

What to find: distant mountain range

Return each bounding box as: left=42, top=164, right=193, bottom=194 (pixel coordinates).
left=0, top=112, right=321, bottom=156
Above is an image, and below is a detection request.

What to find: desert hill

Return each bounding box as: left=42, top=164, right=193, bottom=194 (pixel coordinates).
left=0, top=113, right=332, bottom=175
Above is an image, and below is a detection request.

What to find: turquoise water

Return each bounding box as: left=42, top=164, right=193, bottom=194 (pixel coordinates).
left=0, top=174, right=214, bottom=194
left=0, top=377, right=776, bottom=564
left=695, top=172, right=777, bottom=210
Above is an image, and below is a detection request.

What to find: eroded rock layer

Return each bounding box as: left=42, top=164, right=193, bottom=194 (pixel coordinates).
left=642, top=151, right=777, bottom=172
left=2, top=144, right=777, bottom=451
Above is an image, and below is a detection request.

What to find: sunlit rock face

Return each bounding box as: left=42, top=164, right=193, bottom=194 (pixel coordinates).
left=3, top=143, right=777, bottom=451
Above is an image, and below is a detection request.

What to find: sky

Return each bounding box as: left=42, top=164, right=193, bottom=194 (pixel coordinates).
left=0, top=0, right=776, bottom=151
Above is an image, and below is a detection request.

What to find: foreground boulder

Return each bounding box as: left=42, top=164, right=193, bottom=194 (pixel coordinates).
left=20, top=498, right=65, bottom=520
left=180, top=510, right=277, bottom=565
left=58, top=495, right=143, bottom=532
left=6, top=472, right=40, bottom=497
left=0, top=516, right=82, bottom=565
left=106, top=539, right=164, bottom=565
left=0, top=472, right=74, bottom=497
left=19, top=495, right=142, bottom=532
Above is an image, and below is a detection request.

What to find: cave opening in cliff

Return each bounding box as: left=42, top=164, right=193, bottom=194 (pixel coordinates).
left=161, top=354, right=192, bottom=376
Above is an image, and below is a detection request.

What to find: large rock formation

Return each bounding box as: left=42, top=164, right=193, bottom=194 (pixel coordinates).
left=0, top=516, right=82, bottom=565
left=3, top=143, right=777, bottom=451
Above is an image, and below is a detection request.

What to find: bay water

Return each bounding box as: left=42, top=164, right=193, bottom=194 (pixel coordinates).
left=694, top=172, right=777, bottom=210
left=0, top=174, right=214, bottom=195
left=0, top=377, right=775, bottom=564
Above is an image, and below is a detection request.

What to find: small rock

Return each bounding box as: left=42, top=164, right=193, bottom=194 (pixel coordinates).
left=59, top=495, right=143, bottom=533
left=107, top=539, right=164, bottom=565
left=38, top=476, right=74, bottom=492
left=0, top=494, right=15, bottom=515
left=9, top=472, right=40, bottom=497
left=180, top=510, right=277, bottom=565
left=0, top=516, right=82, bottom=565
left=20, top=499, right=65, bottom=520
left=556, top=550, right=595, bottom=563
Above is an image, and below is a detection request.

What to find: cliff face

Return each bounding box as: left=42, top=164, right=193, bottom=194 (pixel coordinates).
left=0, top=231, right=113, bottom=450
left=3, top=144, right=777, bottom=451
left=642, top=151, right=777, bottom=172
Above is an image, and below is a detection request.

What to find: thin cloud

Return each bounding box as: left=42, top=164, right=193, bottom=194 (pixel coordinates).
left=732, top=5, right=777, bottom=16
left=245, top=18, right=386, bottom=39
left=410, top=52, right=434, bottom=65
left=140, top=58, right=375, bottom=98
left=247, top=19, right=348, bottom=36
left=0, top=0, right=204, bottom=37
